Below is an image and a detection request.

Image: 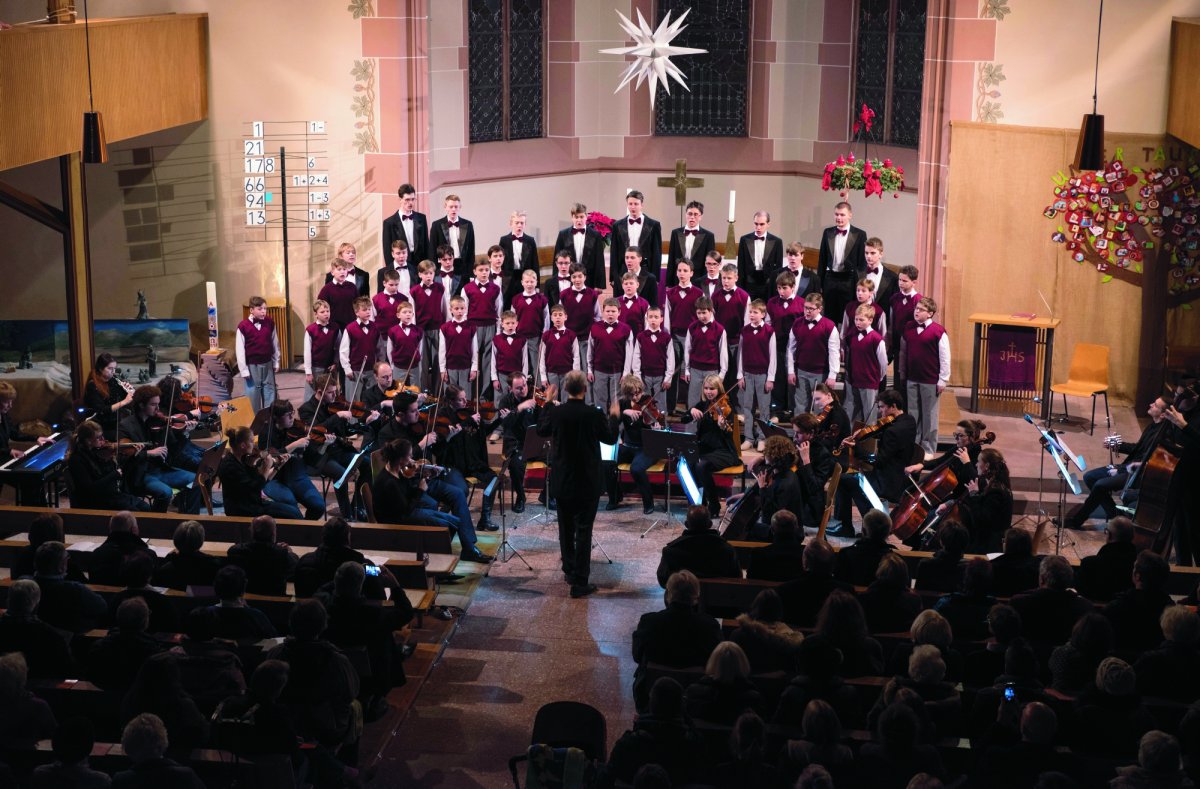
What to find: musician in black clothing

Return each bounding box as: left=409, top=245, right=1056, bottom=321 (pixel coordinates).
left=258, top=400, right=325, bottom=520
left=65, top=420, right=150, bottom=511
left=681, top=375, right=741, bottom=518
left=755, top=436, right=811, bottom=538
left=793, top=412, right=836, bottom=508
left=117, top=386, right=202, bottom=513
left=809, top=383, right=850, bottom=455
left=604, top=375, right=661, bottom=515
left=436, top=384, right=501, bottom=531
left=82, top=353, right=134, bottom=439
left=153, top=375, right=207, bottom=470
left=0, top=381, right=55, bottom=504
left=359, top=361, right=397, bottom=417
left=296, top=373, right=366, bottom=517
left=944, top=447, right=1013, bottom=555
left=1163, top=398, right=1200, bottom=565
left=217, top=426, right=301, bottom=519
left=497, top=372, right=540, bottom=514
left=830, top=388, right=917, bottom=538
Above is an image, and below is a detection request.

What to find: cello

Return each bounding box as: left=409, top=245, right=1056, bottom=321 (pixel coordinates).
left=1130, top=384, right=1192, bottom=555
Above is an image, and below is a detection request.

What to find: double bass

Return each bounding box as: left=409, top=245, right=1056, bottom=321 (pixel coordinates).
left=1130, top=384, right=1192, bottom=555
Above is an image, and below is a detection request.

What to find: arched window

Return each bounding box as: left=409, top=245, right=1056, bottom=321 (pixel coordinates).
left=468, top=0, right=544, bottom=143
left=853, top=0, right=926, bottom=148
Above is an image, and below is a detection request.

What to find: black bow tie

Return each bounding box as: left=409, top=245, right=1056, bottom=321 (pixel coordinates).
left=512, top=235, right=524, bottom=241
left=360, top=322, right=369, bottom=329
left=684, top=229, right=698, bottom=236
left=573, top=228, right=586, bottom=235
left=448, top=220, right=459, bottom=227
left=836, top=229, right=848, bottom=236
left=628, top=217, right=641, bottom=225
left=807, top=321, right=816, bottom=328
left=253, top=322, right=261, bottom=329
left=403, top=214, right=413, bottom=220
left=859, top=332, right=867, bottom=339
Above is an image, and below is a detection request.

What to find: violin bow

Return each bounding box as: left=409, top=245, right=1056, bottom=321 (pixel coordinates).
left=309, top=373, right=334, bottom=436
left=401, top=342, right=420, bottom=390
left=350, top=357, right=369, bottom=404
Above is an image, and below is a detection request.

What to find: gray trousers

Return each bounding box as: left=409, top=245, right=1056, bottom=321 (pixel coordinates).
left=546, top=371, right=569, bottom=398
left=576, top=337, right=591, bottom=403
left=475, top=324, right=497, bottom=397
left=741, top=372, right=770, bottom=441
left=422, top=329, right=441, bottom=392
left=243, top=363, right=276, bottom=413
left=908, top=380, right=941, bottom=454
left=792, top=370, right=823, bottom=415
left=523, top=337, right=541, bottom=385
left=446, top=366, right=472, bottom=393
left=642, top=374, right=667, bottom=419
left=844, top=384, right=878, bottom=426
left=592, top=370, right=621, bottom=415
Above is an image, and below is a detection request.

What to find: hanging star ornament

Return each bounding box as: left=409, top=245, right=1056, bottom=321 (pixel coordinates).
left=600, top=8, right=707, bottom=109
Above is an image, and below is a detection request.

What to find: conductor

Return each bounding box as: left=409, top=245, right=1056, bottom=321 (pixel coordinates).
left=536, top=370, right=621, bottom=599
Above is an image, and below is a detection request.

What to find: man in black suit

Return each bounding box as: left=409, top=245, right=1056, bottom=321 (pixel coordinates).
left=656, top=506, right=741, bottom=588
left=830, top=388, right=917, bottom=537
left=817, top=201, right=868, bottom=321
left=381, top=183, right=429, bottom=276
left=499, top=210, right=539, bottom=303
left=864, top=237, right=899, bottom=312
left=666, top=200, right=715, bottom=287
left=610, top=190, right=663, bottom=296
left=428, top=193, right=475, bottom=279
left=554, top=203, right=605, bottom=290
left=735, top=211, right=784, bottom=301
left=631, top=569, right=721, bottom=710
left=536, top=371, right=621, bottom=598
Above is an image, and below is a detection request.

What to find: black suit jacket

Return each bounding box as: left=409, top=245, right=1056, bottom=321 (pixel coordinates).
left=872, top=267, right=900, bottom=313
left=536, top=398, right=620, bottom=501
left=735, top=232, right=784, bottom=293
left=325, top=266, right=370, bottom=298
left=774, top=266, right=820, bottom=298
left=375, top=263, right=406, bottom=294
left=656, top=529, right=741, bottom=588
left=500, top=233, right=539, bottom=276
left=429, top=216, right=476, bottom=279
left=666, top=227, right=716, bottom=286
left=817, top=225, right=868, bottom=287
left=624, top=270, right=659, bottom=307
left=554, top=228, right=605, bottom=289
left=436, top=270, right=464, bottom=300
left=382, top=210, right=430, bottom=274
left=870, top=412, right=918, bottom=501
left=542, top=275, right=573, bottom=307
left=610, top=215, right=663, bottom=287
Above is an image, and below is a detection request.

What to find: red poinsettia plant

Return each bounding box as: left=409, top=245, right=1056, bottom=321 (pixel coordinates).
left=586, top=211, right=615, bottom=244
left=822, top=104, right=906, bottom=199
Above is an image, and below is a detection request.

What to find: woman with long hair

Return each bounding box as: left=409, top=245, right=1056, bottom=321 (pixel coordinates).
left=216, top=426, right=300, bottom=519
left=958, top=447, right=1013, bottom=554
left=65, top=420, right=150, bottom=511
left=685, top=374, right=740, bottom=517
left=82, top=352, right=134, bottom=438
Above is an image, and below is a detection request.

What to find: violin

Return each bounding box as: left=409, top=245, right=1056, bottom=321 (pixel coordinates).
left=633, top=393, right=664, bottom=426
left=399, top=459, right=448, bottom=479
left=147, top=412, right=190, bottom=432
left=384, top=383, right=422, bottom=398
left=328, top=397, right=369, bottom=421
left=95, top=440, right=150, bottom=460
left=533, top=384, right=550, bottom=408
left=702, top=391, right=734, bottom=432
left=832, top=414, right=898, bottom=457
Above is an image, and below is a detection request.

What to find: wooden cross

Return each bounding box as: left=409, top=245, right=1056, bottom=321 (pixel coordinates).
left=657, top=158, right=704, bottom=207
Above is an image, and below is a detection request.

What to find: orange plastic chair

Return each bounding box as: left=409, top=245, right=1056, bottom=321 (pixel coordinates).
left=1050, top=343, right=1110, bottom=434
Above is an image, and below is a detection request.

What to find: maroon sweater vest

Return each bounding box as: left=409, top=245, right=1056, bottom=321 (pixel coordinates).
left=238, top=317, right=275, bottom=364
left=766, top=297, right=802, bottom=344
left=463, top=280, right=501, bottom=328
left=541, top=328, right=577, bottom=374
left=372, top=292, right=407, bottom=334
left=343, top=320, right=380, bottom=371
left=305, top=322, right=337, bottom=368
left=635, top=329, right=670, bottom=376
left=440, top=320, right=474, bottom=370
left=317, top=281, right=358, bottom=328
left=590, top=321, right=632, bottom=374
left=687, top=321, right=724, bottom=370
left=845, top=330, right=885, bottom=388
left=618, top=295, right=649, bottom=335
left=712, top=288, right=750, bottom=342
left=740, top=324, right=774, bottom=375
left=890, top=291, right=921, bottom=345
left=904, top=322, right=945, bottom=384
left=666, top=285, right=702, bottom=338
left=512, top=292, right=548, bottom=339
left=792, top=317, right=837, bottom=376
left=409, top=283, right=445, bottom=330
left=562, top=288, right=598, bottom=338
left=493, top=333, right=527, bottom=377
left=388, top=324, right=422, bottom=369
left=843, top=300, right=885, bottom=335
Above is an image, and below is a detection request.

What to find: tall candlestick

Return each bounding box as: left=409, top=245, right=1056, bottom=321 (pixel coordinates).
left=727, top=190, right=736, bottom=223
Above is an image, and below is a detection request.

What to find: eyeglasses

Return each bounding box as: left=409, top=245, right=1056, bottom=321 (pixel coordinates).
left=952, top=432, right=967, bottom=438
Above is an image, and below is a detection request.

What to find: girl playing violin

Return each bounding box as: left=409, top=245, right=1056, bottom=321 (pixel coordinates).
left=810, top=383, right=851, bottom=455
left=603, top=374, right=661, bottom=515
left=258, top=400, right=326, bottom=520
left=297, top=373, right=366, bottom=518
left=682, top=374, right=740, bottom=517
left=218, top=426, right=302, bottom=519
left=436, top=384, right=501, bottom=531
left=65, top=420, right=150, bottom=511
left=940, top=446, right=1012, bottom=554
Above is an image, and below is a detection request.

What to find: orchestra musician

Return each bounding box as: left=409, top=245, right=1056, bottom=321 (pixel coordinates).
left=603, top=375, right=662, bottom=515
left=117, top=385, right=202, bottom=513
left=681, top=375, right=740, bottom=518
left=258, top=400, right=326, bottom=520
left=904, top=419, right=987, bottom=493
left=939, top=447, right=1013, bottom=554
left=829, top=389, right=917, bottom=538
left=296, top=372, right=371, bottom=518
left=739, top=435, right=811, bottom=539
left=496, top=372, right=540, bottom=514
left=1163, top=395, right=1199, bottom=565
left=217, top=426, right=301, bottom=519
left=435, top=385, right=500, bottom=532
left=65, top=420, right=150, bottom=511
left=0, top=381, right=54, bottom=504
left=82, top=353, right=134, bottom=439
left=153, top=375, right=206, bottom=469
left=792, top=412, right=836, bottom=525
left=808, top=383, right=851, bottom=456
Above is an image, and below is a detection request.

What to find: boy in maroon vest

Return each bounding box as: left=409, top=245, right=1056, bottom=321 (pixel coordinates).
left=386, top=301, right=424, bottom=390
left=237, top=295, right=280, bottom=412
left=378, top=238, right=412, bottom=296
left=339, top=296, right=381, bottom=393
left=844, top=303, right=889, bottom=426
left=767, top=270, right=805, bottom=419
left=665, top=259, right=702, bottom=415
left=682, top=296, right=728, bottom=410
left=372, top=268, right=408, bottom=336
left=462, top=258, right=503, bottom=400
left=840, top=277, right=887, bottom=340
left=439, top=295, right=478, bottom=392
left=512, top=268, right=548, bottom=379
left=317, top=258, right=359, bottom=331
left=632, top=305, right=674, bottom=417
left=560, top=263, right=600, bottom=378
left=589, top=298, right=633, bottom=413
left=409, top=259, right=445, bottom=392
left=889, top=264, right=922, bottom=395
left=303, top=299, right=337, bottom=402
left=737, top=300, right=776, bottom=450
left=787, top=293, right=841, bottom=415
left=713, top=262, right=751, bottom=411
left=491, top=311, right=528, bottom=400
left=540, top=304, right=579, bottom=396
left=617, top=271, right=650, bottom=335
left=900, top=296, right=950, bottom=454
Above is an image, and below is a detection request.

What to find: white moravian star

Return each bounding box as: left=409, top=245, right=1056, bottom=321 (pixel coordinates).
left=600, top=8, right=707, bottom=109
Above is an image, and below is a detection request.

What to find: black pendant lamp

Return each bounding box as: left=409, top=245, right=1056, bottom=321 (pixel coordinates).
left=1074, top=0, right=1105, bottom=171
left=81, top=0, right=107, bottom=164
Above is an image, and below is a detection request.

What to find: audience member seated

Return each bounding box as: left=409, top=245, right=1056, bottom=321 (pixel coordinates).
left=814, top=590, right=883, bottom=678
left=932, top=557, right=996, bottom=643
left=120, top=653, right=210, bottom=756
left=205, top=565, right=278, bottom=641
left=293, top=517, right=396, bottom=599
left=1010, top=555, right=1093, bottom=648
left=745, top=510, right=806, bottom=582
left=1134, top=605, right=1200, bottom=702
left=773, top=635, right=861, bottom=730
left=167, top=608, right=246, bottom=716
left=873, top=646, right=961, bottom=740
left=11, top=513, right=87, bottom=583
left=316, top=561, right=415, bottom=721
left=974, top=701, right=1084, bottom=789
left=151, top=521, right=220, bottom=592
left=655, top=506, right=741, bottom=588
left=32, top=541, right=107, bottom=634
left=212, top=660, right=314, bottom=786
left=964, top=603, right=1022, bottom=688
left=266, top=599, right=361, bottom=750
left=602, top=677, right=708, bottom=788
left=989, top=528, right=1039, bottom=597
left=30, top=716, right=112, bottom=789
left=0, top=579, right=74, bottom=679
left=1103, top=550, right=1174, bottom=654
left=1073, top=516, right=1137, bottom=602
left=89, top=511, right=157, bottom=587
left=965, top=638, right=1047, bottom=741
left=683, top=642, right=764, bottom=725
left=0, top=652, right=56, bottom=743
left=1048, top=612, right=1114, bottom=696
left=631, top=569, right=721, bottom=711
left=780, top=699, right=854, bottom=786
left=711, top=712, right=780, bottom=788
left=1111, top=730, right=1194, bottom=789
left=778, top=538, right=852, bottom=628
left=833, top=509, right=895, bottom=587
left=887, top=610, right=964, bottom=683
left=859, top=553, right=922, bottom=635
left=854, top=702, right=945, bottom=789
left=795, top=764, right=835, bottom=789
left=730, top=588, right=804, bottom=674
left=110, top=713, right=205, bottom=789
left=1070, top=657, right=1157, bottom=759
left=107, top=553, right=178, bottom=635
left=1175, top=706, right=1200, bottom=788
left=225, top=514, right=299, bottom=596
left=914, top=521, right=969, bottom=593
left=85, top=598, right=164, bottom=692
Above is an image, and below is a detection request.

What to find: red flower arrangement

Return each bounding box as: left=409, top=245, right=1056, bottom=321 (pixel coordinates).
left=586, top=211, right=615, bottom=245
left=822, top=105, right=906, bottom=199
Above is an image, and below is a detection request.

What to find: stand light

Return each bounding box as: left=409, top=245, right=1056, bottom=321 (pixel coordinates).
left=1074, top=0, right=1105, bottom=171
left=81, top=0, right=107, bottom=164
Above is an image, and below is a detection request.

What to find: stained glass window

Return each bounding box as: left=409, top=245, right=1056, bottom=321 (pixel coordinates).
left=853, top=0, right=925, bottom=148
left=468, top=0, right=543, bottom=144
left=654, top=0, right=750, bottom=137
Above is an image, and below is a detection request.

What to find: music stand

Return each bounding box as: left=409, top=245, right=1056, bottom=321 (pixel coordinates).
left=1022, top=413, right=1085, bottom=555
left=640, top=428, right=699, bottom=538
left=493, top=454, right=531, bottom=569
left=756, top=418, right=791, bottom=441
left=515, top=426, right=553, bottom=529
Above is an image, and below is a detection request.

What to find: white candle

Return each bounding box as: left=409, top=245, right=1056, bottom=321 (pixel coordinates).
left=626, top=187, right=633, bottom=196
left=728, top=190, right=736, bottom=223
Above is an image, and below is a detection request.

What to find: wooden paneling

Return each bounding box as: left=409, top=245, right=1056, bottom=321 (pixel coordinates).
left=1167, top=18, right=1200, bottom=149
left=0, top=14, right=208, bottom=171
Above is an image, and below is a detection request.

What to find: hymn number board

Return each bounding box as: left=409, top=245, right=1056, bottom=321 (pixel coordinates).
left=242, top=120, right=330, bottom=242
